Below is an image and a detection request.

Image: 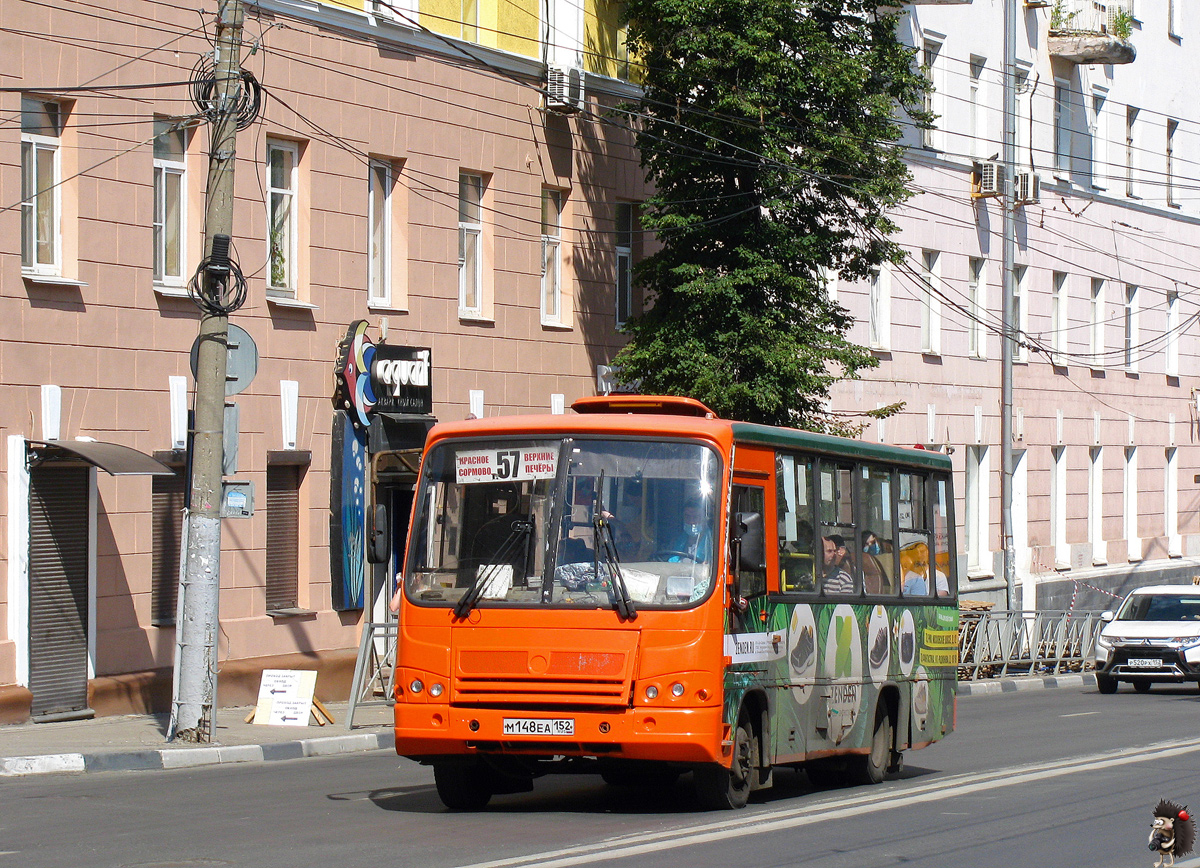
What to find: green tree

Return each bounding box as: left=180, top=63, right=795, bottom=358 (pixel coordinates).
left=614, top=0, right=929, bottom=432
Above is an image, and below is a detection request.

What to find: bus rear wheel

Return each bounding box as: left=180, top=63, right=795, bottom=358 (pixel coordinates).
left=433, top=760, right=494, bottom=810
left=851, top=703, right=894, bottom=786
left=694, top=715, right=756, bottom=810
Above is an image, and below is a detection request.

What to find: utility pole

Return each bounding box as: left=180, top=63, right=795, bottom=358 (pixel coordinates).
left=170, top=0, right=245, bottom=742
left=1000, top=0, right=1018, bottom=610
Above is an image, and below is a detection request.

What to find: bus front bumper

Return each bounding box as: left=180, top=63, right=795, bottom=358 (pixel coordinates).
left=394, top=703, right=725, bottom=764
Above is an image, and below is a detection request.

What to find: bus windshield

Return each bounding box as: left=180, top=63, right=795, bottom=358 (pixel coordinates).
left=405, top=437, right=721, bottom=610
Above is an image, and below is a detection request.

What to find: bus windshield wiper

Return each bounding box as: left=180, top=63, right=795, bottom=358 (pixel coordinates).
left=593, top=473, right=636, bottom=621
left=454, top=518, right=533, bottom=618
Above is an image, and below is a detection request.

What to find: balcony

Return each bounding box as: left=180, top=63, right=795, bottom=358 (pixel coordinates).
left=1048, top=1, right=1135, bottom=64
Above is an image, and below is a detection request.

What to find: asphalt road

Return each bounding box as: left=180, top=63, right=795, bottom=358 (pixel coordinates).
left=4, top=683, right=1200, bottom=868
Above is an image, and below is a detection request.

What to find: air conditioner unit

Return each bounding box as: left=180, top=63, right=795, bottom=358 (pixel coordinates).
left=973, top=161, right=1003, bottom=198
left=546, top=64, right=584, bottom=114
left=1015, top=171, right=1041, bottom=205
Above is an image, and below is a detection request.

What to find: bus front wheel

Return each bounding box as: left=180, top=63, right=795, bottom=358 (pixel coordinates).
left=694, top=715, right=755, bottom=810
left=433, top=760, right=494, bottom=810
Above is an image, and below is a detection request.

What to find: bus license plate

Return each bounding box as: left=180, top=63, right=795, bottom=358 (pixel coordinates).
left=1128, top=657, right=1162, bottom=668
left=503, top=718, right=575, bottom=736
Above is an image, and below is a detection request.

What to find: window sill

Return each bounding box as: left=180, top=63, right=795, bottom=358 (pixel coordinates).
left=459, top=313, right=494, bottom=324
left=368, top=302, right=409, bottom=313
left=154, top=284, right=190, bottom=299
left=541, top=320, right=573, bottom=331
left=266, top=606, right=316, bottom=619
left=966, top=570, right=994, bottom=581
left=267, top=295, right=318, bottom=310
left=23, top=272, right=87, bottom=288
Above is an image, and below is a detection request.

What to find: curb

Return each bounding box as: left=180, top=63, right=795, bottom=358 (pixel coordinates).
left=956, top=672, right=1095, bottom=696
left=0, top=731, right=393, bottom=778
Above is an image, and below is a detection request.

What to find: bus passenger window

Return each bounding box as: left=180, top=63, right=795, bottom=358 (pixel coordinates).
left=777, top=453, right=816, bottom=592
left=932, top=476, right=954, bottom=598
left=859, top=465, right=898, bottom=597
left=819, top=461, right=858, bottom=596
left=898, top=473, right=942, bottom=598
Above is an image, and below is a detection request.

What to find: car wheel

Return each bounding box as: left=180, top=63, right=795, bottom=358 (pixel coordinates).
left=1096, top=673, right=1118, bottom=694
left=1134, top=680, right=1152, bottom=694
left=694, top=712, right=755, bottom=810
left=433, top=761, right=494, bottom=810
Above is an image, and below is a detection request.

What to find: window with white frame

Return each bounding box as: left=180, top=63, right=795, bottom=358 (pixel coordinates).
left=1014, top=265, right=1029, bottom=362
left=1051, top=271, right=1068, bottom=360
left=615, top=202, right=634, bottom=327
left=461, top=0, right=479, bottom=41
left=1166, top=447, right=1180, bottom=556
left=1016, top=65, right=1033, bottom=166
left=920, top=249, right=941, bottom=355
left=267, top=140, right=299, bottom=296
left=1051, top=446, right=1068, bottom=567
left=920, top=39, right=943, bottom=151
left=153, top=119, right=187, bottom=287
left=1089, top=88, right=1108, bottom=190
left=541, top=188, right=563, bottom=325
left=966, top=445, right=990, bottom=575
left=1125, top=106, right=1140, bottom=198
left=1166, top=289, right=1180, bottom=377
left=968, top=257, right=986, bottom=360
left=1124, top=445, right=1139, bottom=560
left=1169, top=0, right=1182, bottom=38
left=821, top=265, right=838, bottom=302
left=1090, top=277, right=1105, bottom=369
left=1167, top=119, right=1179, bottom=208
left=1123, top=283, right=1138, bottom=372
left=969, top=56, right=986, bottom=158
left=1089, top=445, right=1106, bottom=565
left=368, top=159, right=394, bottom=307
left=21, top=97, right=63, bottom=274
left=1054, top=79, right=1074, bottom=174
left=868, top=265, right=891, bottom=351
left=458, top=172, right=483, bottom=318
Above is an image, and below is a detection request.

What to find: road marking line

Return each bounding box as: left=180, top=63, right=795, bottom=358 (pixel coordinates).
left=1060, top=711, right=1101, bottom=717
left=455, top=736, right=1200, bottom=868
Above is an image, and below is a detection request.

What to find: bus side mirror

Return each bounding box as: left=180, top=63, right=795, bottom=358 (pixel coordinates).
left=735, top=512, right=766, bottom=572
left=367, top=504, right=390, bottom=564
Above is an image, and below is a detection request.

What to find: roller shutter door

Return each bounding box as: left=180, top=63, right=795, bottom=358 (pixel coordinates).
left=28, top=466, right=91, bottom=718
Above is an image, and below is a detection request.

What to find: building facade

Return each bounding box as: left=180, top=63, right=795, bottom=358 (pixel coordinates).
left=830, top=0, right=1200, bottom=609
left=1, top=0, right=644, bottom=721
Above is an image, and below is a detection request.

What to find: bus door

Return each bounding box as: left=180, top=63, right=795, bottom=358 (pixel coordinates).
left=369, top=449, right=421, bottom=625
left=725, top=446, right=779, bottom=766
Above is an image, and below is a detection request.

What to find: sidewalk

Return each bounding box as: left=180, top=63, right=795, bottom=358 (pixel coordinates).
left=0, top=674, right=1096, bottom=779
left=0, top=700, right=395, bottom=777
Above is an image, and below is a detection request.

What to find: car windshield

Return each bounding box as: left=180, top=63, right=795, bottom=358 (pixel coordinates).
left=405, top=437, right=721, bottom=610
left=1117, top=593, right=1200, bottom=622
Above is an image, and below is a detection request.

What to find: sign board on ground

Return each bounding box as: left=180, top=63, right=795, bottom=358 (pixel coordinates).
left=253, top=669, right=317, bottom=726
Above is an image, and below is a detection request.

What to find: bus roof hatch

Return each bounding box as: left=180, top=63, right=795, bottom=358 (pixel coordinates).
left=571, top=395, right=716, bottom=418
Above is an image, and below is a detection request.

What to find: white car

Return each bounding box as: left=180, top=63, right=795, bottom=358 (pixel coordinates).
left=1094, top=585, right=1200, bottom=694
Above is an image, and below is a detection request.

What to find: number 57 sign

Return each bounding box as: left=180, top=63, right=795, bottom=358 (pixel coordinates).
left=455, top=448, right=557, bottom=484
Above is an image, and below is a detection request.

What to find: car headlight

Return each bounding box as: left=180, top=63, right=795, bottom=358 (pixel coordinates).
left=1175, top=637, right=1200, bottom=650
left=1097, top=635, right=1115, bottom=649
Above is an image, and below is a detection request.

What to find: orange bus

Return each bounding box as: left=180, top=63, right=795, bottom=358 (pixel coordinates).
left=392, top=395, right=958, bottom=809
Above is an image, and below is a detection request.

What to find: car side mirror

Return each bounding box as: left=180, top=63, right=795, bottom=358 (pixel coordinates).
left=1099, top=610, right=1115, bottom=623
left=367, top=503, right=390, bottom=564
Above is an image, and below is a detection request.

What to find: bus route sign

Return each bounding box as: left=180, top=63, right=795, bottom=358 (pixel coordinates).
left=455, top=447, right=558, bottom=484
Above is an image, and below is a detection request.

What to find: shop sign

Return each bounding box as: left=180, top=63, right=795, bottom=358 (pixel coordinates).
left=334, top=320, right=433, bottom=430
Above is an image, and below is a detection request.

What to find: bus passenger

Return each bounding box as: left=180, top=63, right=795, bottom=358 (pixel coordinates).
left=821, top=534, right=855, bottom=595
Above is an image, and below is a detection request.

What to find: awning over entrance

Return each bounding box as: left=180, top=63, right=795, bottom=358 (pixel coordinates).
left=28, top=440, right=178, bottom=476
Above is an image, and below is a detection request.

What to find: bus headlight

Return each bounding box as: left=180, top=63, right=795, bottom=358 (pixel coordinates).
left=645, top=685, right=659, bottom=700
left=670, top=682, right=686, bottom=697
left=429, top=683, right=444, bottom=698
left=409, top=679, right=424, bottom=694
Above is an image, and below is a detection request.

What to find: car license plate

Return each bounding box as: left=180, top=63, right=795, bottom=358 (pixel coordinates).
left=503, top=717, right=575, bottom=736
left=1128, top=657, right=1163, bottom=668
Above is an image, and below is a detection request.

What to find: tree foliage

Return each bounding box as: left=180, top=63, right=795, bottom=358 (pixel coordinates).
left=613, top=0, right=929, bottom=432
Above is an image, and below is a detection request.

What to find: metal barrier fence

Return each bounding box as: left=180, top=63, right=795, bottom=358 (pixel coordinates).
left=957, top=609, right=1106, bottom=680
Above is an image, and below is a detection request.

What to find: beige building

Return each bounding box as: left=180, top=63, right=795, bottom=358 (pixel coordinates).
left=1, top=0, right=645, bottom=721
